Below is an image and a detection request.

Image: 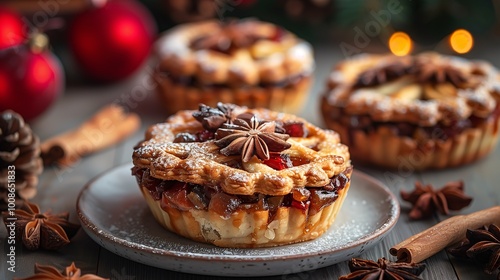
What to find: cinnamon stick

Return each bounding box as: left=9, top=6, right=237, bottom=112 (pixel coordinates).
left=390, top=206, right=500, bottom=263
left=41, top=104, right=141, bottom=167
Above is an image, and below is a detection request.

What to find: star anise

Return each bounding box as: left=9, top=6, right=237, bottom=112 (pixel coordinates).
left=411, top=59, right=468, bottom=87
left=401, top=181, right=472, bottom=220
left=15, top=262, right=108, bottom=280
left=2, top=201, right=80, bottom=250
left=214, top=114, right=291, bottom=162
left=192, top=103, right=243, bottom=131
left=356, top=62, right=409, bottom=87
left=339, top=258, right=426, bottom=280
left=190, top=20, right=263, bottom=53
left=448, top=224, right=500, bottom=279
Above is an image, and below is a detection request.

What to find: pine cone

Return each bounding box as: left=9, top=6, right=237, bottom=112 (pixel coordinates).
left=0, top=111, right=43, bottom=211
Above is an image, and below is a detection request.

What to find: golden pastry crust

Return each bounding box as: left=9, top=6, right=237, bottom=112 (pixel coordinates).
left=133, top=107, right=350, bottom=196
left=155, top=19, right=314, bottom=85
left=322, top=112, right=500, bottom=170
left=324, top=52, right=500, bottom=126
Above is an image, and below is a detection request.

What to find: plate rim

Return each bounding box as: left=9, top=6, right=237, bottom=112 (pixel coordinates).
left=77, top=163, right=400, bottom=263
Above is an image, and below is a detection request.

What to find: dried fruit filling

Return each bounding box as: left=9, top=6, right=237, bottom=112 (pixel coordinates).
left=132, top=166, right=352, bottom=220
left=332, top=103, right=500, bottom=141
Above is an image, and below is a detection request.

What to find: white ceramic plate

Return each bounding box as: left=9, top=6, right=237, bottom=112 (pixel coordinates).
left=77, top=164, right=399, bottom=277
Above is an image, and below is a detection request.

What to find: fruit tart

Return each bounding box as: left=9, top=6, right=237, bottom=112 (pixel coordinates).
left=321, top=52, right=500, bottom=170
left=132, top=103, right=352, bottom=247
left=153, top=18, right=314, bottom=114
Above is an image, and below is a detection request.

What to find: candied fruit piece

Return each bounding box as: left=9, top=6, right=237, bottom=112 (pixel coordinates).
left=283, top=122, right=307, bottom=137
left=263, top=153, right=293, bottom=170
left=332, top=172, right=349, bottom=189
left=209, top=192, right=242, bottom=219
left=324, top=170, right=351, bottom=191
left=187, top=185, right=208, bottom=210
left=292, top=188, right=311, bottom=202
left=309, top=189, right=338, bottom=215
left=240, top=194, right=268, bottom=211
left=161, top=182, right=195, bottom=211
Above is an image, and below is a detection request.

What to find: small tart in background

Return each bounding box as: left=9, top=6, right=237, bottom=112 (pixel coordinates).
left=153, top=19, right=314, bottom=114
left=132, top=103, right=351, bottom=248
left=321, top=52, right=500, bottom=170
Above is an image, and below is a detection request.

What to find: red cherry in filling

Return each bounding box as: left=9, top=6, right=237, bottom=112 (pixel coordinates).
left=263, top=153, right=293, bottom=170
left=271, top=27, right=285, bottom=42
left=283, top=122, right=307, bottom=137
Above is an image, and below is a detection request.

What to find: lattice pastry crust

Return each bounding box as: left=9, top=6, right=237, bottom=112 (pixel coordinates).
left=324, top=52, right=500, bottom=126
left=133, top=108, right=350, bottom=196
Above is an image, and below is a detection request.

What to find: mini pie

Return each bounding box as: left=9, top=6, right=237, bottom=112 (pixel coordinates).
left=321, top=52, right=500, bottom=170
left=153, top=19, right=314, bottom=114
left=132, top=103, right=352, bottom=247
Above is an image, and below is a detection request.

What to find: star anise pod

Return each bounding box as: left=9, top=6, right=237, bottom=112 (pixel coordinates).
left=2, top=201, right=80, bottom=250
left=339, top=258, right=426, bottom=280
left=190, top=20, right=263, bottom=53
left=448, top=224, right=500, bottom=278
left=411, top=59, right=468, bottom=87
left=356, top=62, right=409, bottom=87
left=401, top=181, right=472, bottom=220
left=15, top=262, right=108, bottom=280
left=192, top=103, right=243, bottom=131
left=214, top=114, right=291, bottom=162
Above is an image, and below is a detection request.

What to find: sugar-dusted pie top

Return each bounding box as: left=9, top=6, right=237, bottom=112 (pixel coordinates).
left=132, top=105, right=350, bottom=196
left=324, top=52, right=500, bottom=126
left=154, top=19, right=314, bottom=86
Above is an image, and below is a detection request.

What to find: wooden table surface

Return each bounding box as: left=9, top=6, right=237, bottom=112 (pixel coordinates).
left=1, top=44, right=500, bottom=280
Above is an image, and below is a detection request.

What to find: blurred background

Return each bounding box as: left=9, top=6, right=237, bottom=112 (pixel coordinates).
left=1, top=0, right=500, bottom=121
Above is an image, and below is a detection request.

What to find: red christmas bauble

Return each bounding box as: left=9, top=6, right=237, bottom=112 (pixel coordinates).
left=69, top=0, right=156, bottom=82
left=0, top=36, right=64, bottom=121
left=0, top=7, right=27, bottom=49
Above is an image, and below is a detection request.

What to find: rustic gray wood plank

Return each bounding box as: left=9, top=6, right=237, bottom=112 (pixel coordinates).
left=0, top=150, right=114, bottom=279
left=419, top=146, right=500, bottom=280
